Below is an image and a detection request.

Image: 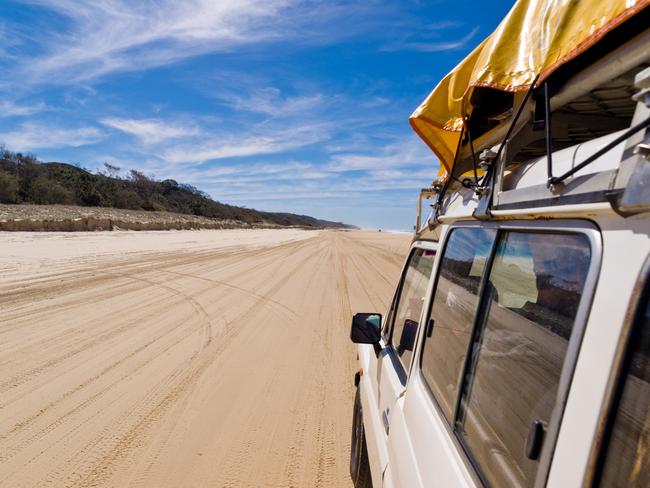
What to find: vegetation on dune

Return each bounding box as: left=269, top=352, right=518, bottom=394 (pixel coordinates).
left=0, top=147, right=354, bottom=229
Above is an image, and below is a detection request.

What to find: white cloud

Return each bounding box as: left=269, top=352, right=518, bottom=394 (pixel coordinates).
left=215, top=87, right=325, bottom=116
left=327, top=137, right=436, bottom=171
left=101, top=117, right=202, bottom=144
left=0, top=20, right=21, bottom=61
left=390, top=27, right=480, bottom=52
left=161, top=122, right=330, bottom=164
left=156, top=140, right=438, bottom=203
left=0, top=100, right=47, bottom=116
left=202, top=177, right=435, bottom=202
left=159, top=161, right=326, bottom=187
left=16, top=0, right=301, bottom=83
left=8, top=1, right=404, bottom=86
left=381, top=25, right=479, bottom=53
left=0, top=122, right=102, bottom=151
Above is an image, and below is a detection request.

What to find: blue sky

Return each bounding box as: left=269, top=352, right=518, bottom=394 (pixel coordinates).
left=0, top=0, right=513, bottom=230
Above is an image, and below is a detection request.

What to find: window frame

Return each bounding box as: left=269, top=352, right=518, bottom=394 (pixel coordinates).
left=383, top=239, right=438, bottom=377
left=415, top=219, right=602, bottom=488
left=418, top=226, right=499, bottom=422
left=586, top=252, right=650, bottom=487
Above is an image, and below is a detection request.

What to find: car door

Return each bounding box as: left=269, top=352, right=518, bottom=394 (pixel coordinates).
left=367, top=241, right=436, bottom=484
left=384, top=222, right=600, bottom=488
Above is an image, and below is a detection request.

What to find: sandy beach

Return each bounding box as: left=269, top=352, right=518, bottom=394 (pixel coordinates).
left=0, top=229, right=409, bottom=487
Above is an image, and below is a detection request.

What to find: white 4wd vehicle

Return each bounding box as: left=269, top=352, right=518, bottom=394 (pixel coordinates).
left=349, top=3, right=650, bottom=487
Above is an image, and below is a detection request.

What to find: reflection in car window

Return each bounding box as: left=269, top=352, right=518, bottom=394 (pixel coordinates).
left=457, top=232, right=591, bottom=488
left=599, top=291, right=650, bottom=487
left=421, top=228, right=497, bottom=420
left=390, top=248, right=436, bottom=372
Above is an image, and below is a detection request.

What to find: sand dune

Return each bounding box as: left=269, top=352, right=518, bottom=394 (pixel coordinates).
left=0, top=229, right=409, bottom=487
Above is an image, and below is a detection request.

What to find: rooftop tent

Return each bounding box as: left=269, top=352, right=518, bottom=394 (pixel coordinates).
left=410, top=0, right=650, bottom=176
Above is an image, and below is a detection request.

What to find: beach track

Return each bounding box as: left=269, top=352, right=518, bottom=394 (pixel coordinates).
left=0, top=229, right=408, bottom=488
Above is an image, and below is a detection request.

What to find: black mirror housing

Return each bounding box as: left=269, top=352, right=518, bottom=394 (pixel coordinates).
left=350, top=313, right=382, bottom=344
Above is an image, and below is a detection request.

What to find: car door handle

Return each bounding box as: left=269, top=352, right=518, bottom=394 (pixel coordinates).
left=382, top=409, right=390, bottom=435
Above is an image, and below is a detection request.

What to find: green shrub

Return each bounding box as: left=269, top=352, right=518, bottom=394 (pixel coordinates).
left=113, top=189, right=143, bottom=209
left=0, top=172, right=20, bottom=203
left=79, top=187, right=102, bottom=206
left=28, top=176, right=73, bottom=204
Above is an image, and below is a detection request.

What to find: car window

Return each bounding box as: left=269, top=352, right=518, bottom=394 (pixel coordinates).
left=456, top=232, right=591, bottom=488
left=598, top=287, right=650, bottom=488
left=390, top=247, right=436, bottom=372
left=421, top=228, right=497, bottom=420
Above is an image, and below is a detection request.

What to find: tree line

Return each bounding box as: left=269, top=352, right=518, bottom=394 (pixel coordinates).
left=0, top=147, right=352, bottom=229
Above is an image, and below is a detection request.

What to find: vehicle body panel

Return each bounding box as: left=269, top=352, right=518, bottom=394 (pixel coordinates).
left=357, top=239, right=437, bottom=487
left=352, top=4, right=649, bottom=486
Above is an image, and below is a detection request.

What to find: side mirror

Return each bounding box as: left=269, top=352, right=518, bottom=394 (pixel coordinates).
left=350, top=313, right=382, bottom=344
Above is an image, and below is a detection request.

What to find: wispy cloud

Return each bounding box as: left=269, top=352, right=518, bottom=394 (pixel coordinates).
left=327, top=137, right=435, bottom=171
left=101, top=117, right=202, bottom=144
left=0, top=20, right=24, bottom=62
left=388, top=26, right=480, bottom=52
left=0, top=122, right=102, bottom=151
left=12, top=0, right=309, bottom=84
left=392, top=27, right=479, bottom=53
left=154, top=137, right=438, bottom=204
left=0, top=100, right=47, bottom=116
left=161, top=122, right=330, bottom=165
left=9, top=0, right=292, bottom=82
left=6, top=1, right=409, bottom=87
left=167, top=161, right=320, bottom=183
left=215, top=87, right=325, bottom=116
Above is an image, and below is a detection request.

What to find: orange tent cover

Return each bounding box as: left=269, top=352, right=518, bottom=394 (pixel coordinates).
left=410, top=0, right=650, bottom=175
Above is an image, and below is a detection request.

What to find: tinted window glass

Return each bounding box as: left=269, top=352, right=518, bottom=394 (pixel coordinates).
left=391, top=248, right=436, bottom=371
left=421, top=228, right=497, bottom=420
left=599, top=294, right=650, bottom=487
left=457, top=232, right=591, bottom=488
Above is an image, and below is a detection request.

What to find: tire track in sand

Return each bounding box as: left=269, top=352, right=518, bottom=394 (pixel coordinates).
left=0, top=230, right=410, bottom=488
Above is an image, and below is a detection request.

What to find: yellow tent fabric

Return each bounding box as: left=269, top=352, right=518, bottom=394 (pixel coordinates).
left=410, top=0, right=650, bottom=175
